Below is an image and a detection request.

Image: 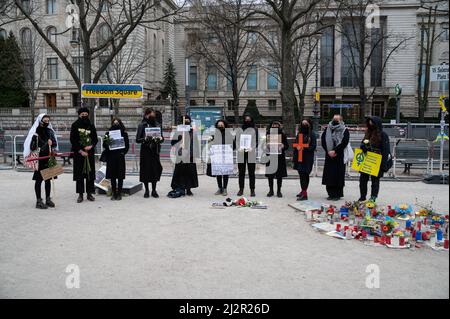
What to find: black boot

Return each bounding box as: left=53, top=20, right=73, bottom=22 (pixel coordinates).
left=267, top=189, right=274, bottom=197
left=87, top=193, right=95, bottom=201
left=77, top=194, right=83, bottom=203
left=151, top=190, right=159, bottom=198
left=116, top=191, right=122, bottom=201
left=46, top=197, right=55, bottom=208
left=36, top=199, right=48, bottom=209
left=186, top=189, right=193, bottom=196
left=250, top=189, right=256, bottom=197
left=237, top=189, right=244, bottom=196
left=144, top=190, right=150, bottom=198
left=277, top=189, right=283, bottom=198
left=111, top=191, right=116, bottom=200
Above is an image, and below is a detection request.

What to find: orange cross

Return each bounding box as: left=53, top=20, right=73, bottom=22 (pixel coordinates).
left=293, top=134, right=309, bottom=162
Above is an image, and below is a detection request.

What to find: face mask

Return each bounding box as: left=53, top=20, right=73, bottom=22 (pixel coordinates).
left=81, top=116, right=90, bottom=124
left=301, top=124, right=309, bottom=130
left=113, top=123, right=120, bottom=128
left=332, top=120, right=339, bottom=126
left=41, top=122, right=49, bottom=128
left=218, top=126, right=225, bottom=131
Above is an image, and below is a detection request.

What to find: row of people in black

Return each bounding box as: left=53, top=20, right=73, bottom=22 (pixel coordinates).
left=27, top=107, right=391, bottom=208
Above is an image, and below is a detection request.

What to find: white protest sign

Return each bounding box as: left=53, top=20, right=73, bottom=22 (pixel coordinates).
left=239, top=134, right=252, bottom=150
left=210, top=144, right=234, bottom=176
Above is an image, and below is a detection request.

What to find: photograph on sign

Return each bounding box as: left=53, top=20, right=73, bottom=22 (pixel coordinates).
left=210, top=144, right=234, bottom=176
left=109, top=129, right=125, bottom=150
left=177, top=125, right=191, bottom=132
left=239, top=134, right=252, bottom=150
left=94, top=165, right=110, bottom=192
left=145, top=127, right=161, bottom=138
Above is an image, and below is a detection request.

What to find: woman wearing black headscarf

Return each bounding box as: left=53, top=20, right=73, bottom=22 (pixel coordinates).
left=136, top=108, right=164, bottom=198
left=103, top=117, right=129, bottom=200
left=264, top=121, right=289, bottom=198
left=236, top=114, right=259, bottom=197
left=168, top=115, right=199, bottom=197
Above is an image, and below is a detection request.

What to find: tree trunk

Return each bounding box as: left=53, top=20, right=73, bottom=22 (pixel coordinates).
left=280, top=28, right=297, bottom=136
left=232, top=79, right=240, bottom=125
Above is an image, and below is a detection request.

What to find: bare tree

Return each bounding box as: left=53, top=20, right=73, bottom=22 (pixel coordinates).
left=13, top=0, right=185, bottom=120
left=185, top=0, right=262, bottom=124
left=417, top=0, right=448, bottom=121
left=334, top=0, right=411, bottom=123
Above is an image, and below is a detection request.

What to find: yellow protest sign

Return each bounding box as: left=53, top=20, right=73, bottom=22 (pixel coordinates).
left=351, top=148, right=382, bottom=177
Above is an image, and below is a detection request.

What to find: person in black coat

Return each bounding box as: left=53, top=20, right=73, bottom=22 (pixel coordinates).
left=206, top=119, right=235, bottom=196
left=293, top=118, right=317, bottom=201
left=25, top=114, right=58, bottom=209
left=169, top=115, right=199, bottom=197
left=321, top=114, right=350, bottom=201
left=103, top=117, right=129, bottom=201
left=236, top=114, right=259, bottom=197
left=263, top=121, right=289, bottom=198
left=136, top=108, right=164, bottom=198
left=70, top=107, right=98, bottom=203
left=358, top=116, right=392, bottom=202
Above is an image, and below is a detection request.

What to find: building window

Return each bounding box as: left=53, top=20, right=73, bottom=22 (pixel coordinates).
left=207, top=66, right=218, bottom=90
left=161, top=39, right=165, bottom=65
left=23, top=58, right=34, bottom=82
left=101, top=0, right=110, bottom=12
left=320, top=103, right=330, bottom=119
left=441, top=23, right=449, bottom=41
left=189, top=65, right=198, bottom=90
left=247, top=65, right=257, bottom=91
left=99, top=98, right=109, bottom=108
left=370, top=25, right=383, bottom=87
left=268, top=99, right=277, bottom=111
left=418, top=63, right=426, bottom=91
left=47, top=57, right=58, bottom=80
left=341, top=22, right=360, bottom=88
left=72, top=93, right=80, bottom=108
left=44, top=93, right=57, bottom=108
left=320, top=26, right=334, bottom=87
left=0, top=29, right=7, bottom=40
left=189, top=100, right=197, bottom=106
left=71, top=28, right=80, bottom=42
left=73, top=56, right=84, bottom=80
left=98, top=23, right=111, bottom=46
left=227, top=100, right=235, bottom=111
left=372, top=102, right=385, bottom=117
left=20, top=0, right=32, bottom=14
left=20, top=27, right=32, bottom=49
left=267, top=66, right=278, bottom=90
left=47, top=26, right=57, bottom=44
left=247, top=32, right=257, bottom=44
left=207, top=100, right=216, bottom=106
left=46, top=0, right=56, bottom=14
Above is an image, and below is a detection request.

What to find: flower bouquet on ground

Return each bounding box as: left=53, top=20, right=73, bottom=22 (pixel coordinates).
left=78, top=128, right=92, bottom=178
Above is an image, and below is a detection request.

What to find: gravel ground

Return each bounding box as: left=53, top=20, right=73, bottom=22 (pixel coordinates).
left=0, top=170, right=448, bottom=299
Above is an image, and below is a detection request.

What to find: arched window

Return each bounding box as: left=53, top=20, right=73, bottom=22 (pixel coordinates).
left=20, top=27, right=32, bottom=48
left=47, top=26, right=57, bottom=44
left=0, top=29, right=7, bottom=40
left=161, top=39, right=165, bottom=65
left=98, top=23, right=111, bottom=45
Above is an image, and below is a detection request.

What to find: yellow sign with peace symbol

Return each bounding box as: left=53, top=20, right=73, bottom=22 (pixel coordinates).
left=351, top=148, right=382, bottom=176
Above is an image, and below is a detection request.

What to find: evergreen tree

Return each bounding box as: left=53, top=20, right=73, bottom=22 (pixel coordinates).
left=162, top=58, right=178, bottom=101
left=0, top=31, right=29, bottom=107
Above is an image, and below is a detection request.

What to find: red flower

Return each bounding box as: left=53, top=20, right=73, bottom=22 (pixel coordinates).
left=382, top=225, right=389, bottom=233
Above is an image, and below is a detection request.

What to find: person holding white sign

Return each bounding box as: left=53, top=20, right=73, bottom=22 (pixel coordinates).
left=103, top=118, right=129, bottom=200
left=206, top=120, right=235, bottom=196
left=236, top=115, right=259, bottom=197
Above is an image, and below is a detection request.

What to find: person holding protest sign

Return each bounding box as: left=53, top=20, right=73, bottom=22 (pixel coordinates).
left=70, top=107, right=98, bottom=203
left=103, top=118, right=129, bottom=201
left=24, top=114, right=58, bottom=209
left=358, top=116, right=392, bottom=202
left=136, top=108, right=164, bottom=198
left=321, top=114, right=350, bottom=201
left=206, top=119, right=234, bottom=196
left=168, top=115, right=199, bottom=198
left=263, top=121, right=289, bottom=198
left=236, top=114, right=259, bottom=197
left=293, top=119, right=317, bottom=201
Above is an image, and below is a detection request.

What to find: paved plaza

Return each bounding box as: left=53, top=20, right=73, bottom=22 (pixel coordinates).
left=0, top=170, right=448, bottom=298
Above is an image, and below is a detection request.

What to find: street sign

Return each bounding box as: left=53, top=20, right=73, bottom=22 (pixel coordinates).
left=315, top=92, right=320, bottom=102
left=430, top=64, right=449, bottom=82
left=394, top=84, right=402, bottom=96
left=81, top=84, right=144, bottom=99
left=329, top=103, right=353, bottom=109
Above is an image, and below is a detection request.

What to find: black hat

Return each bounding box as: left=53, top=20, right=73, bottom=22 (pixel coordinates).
left=78, top=107, right=90, bottom=115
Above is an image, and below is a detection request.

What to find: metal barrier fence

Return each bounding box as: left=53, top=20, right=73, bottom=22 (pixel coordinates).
left=1, top=132, right=448, bottom=178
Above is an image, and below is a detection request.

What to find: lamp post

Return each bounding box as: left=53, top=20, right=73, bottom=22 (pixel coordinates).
left=313, top=32, right=321, bottom=133
left=70, top=28, right=81, bottom=108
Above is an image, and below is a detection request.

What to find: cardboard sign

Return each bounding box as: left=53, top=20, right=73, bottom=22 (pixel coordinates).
left=40, top=165, right=64, bottom=181
left=210, top=144, right=234, bottom=176
left=239, top=134, right=252, bottom=150
left=145, top=127, right=161, bottom=138
left=351, top=148, right=382, bottom=177
left=94, top=165, right=110, bottom=192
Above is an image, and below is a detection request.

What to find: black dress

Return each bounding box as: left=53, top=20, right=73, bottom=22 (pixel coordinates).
left=293, top=131, right=317, bottom=175
left=70, top=118, right=98, bottom=181
left=104, top=130, right=129, bottom=180
left=136, top=119, right=164, bottom=183
left=264, top=132, right=289, bottom=178
left=31, top=126, right=58, bottom=181
left=170, top=129, right=199, bottom=190
left=321, top=127, right=350, bottom=188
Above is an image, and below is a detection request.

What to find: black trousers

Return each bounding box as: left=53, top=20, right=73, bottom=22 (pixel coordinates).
left=76, top=178, right=95, bottom=195
left=144, top=182, right=158, bottom=192
left=111, top=179, right=124, bottom=193
left=217, top=176, right=229, bottom=189
left=359, top=173, right=380, bottom=199
left=238, top=162, right=256, bottom=190
left=268, top=177, right=282, bottom=191
left=326, top=185, right=344, bottom=198
left=298, top=172, right=310, bottom=191
left=35, top=179, right=51, bottom=200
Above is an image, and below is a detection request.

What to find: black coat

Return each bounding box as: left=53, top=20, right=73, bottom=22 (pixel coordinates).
left=170, top=128, right=199, bottom=190
left=264, top=132, right=289, bottom=178
left=103, top=130, right=129, bottom=180
left=30, top=125, right=58, bottom=181
left=136, top=119, right=164, bottom=183
left=206, top=128, right=235, bottom=177
left=293, top=130, right=317, bottom=175
left=321, top=127, right=350, bottom=186
left=360, top=116, right=392, bottom=177
left=70, top=118, right=98, bottom=181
